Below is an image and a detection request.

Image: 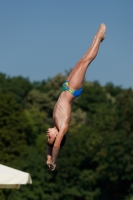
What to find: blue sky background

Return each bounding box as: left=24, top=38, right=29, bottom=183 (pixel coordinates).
left=0, top=1, right=133, bottom=88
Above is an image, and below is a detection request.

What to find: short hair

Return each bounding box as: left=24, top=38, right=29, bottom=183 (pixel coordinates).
left=47, top=135, right=66, bottom=148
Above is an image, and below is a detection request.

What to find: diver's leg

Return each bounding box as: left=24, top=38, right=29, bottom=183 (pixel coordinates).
left=67, top=24, right=106, bottom=89
left=67, top=34, right=97, bottom=81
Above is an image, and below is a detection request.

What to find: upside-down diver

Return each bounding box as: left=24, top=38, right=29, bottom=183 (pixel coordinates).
left=46, top=23, right=106, bottom=171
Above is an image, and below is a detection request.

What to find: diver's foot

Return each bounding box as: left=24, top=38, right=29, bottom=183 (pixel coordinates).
left=97, top=23, right=106, bottom=42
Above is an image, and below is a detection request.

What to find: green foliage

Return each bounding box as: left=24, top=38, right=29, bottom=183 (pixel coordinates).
left=1, top=72, right=133, bottom=200
left=0, top=93, right=29, bottom=168
left=0, top=72, right=32, bottom=98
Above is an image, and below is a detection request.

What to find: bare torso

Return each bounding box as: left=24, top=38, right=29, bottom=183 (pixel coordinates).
left=53, top=91, right=74, bottom=131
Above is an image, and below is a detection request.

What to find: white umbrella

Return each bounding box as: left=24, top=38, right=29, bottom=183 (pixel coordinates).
left=0, top=164, right=32, bottom=189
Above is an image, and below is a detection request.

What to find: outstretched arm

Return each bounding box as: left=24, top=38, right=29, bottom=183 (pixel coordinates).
left=49, top=126, right=68, bottom=170
left=46, top=143, right=52, bottom=165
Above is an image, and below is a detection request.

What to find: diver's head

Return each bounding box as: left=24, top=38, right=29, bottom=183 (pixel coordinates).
left=46, top=127, right=58, bottom=145
left=46, top=127, right=66, bottom=147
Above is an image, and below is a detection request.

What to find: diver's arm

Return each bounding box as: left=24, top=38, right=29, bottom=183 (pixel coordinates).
left=51, top=126, right=68, bottom=164
left=46, top=143, right=52, bottom=164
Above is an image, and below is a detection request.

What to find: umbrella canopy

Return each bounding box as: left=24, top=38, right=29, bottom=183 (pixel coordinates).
left=0, top=164, right=32, bottom=189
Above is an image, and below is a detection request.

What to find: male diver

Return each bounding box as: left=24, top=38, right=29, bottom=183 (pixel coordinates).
left=46, top=23, right=106, bottom=171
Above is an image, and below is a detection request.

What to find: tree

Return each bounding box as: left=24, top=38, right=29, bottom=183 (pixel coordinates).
left=0, top=93, right=29, bottom=168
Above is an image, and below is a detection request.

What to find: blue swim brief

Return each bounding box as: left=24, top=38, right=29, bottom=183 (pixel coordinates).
left=62, top=80, right=82, bottom=98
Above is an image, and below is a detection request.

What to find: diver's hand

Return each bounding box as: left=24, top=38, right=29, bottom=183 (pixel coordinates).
left=46, top=160, right=51, bottom=165
left=48, top=162, right=56, bottom=171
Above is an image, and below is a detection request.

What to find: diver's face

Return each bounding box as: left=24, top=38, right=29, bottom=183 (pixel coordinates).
left=46, top=128, right=57, bottom=145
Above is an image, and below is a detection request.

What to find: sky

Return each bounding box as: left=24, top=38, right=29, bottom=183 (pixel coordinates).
left=0, top=0, right=133, bottom=88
